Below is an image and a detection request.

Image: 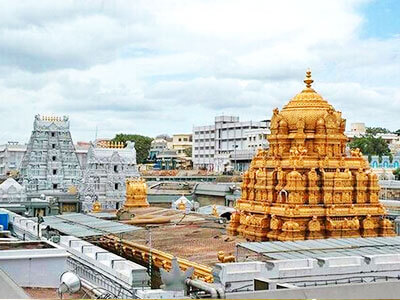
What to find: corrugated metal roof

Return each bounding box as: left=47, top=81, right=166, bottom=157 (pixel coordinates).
left=239, top=236, right=400, bottom=261
left=43, top=213, right=141, bottom=237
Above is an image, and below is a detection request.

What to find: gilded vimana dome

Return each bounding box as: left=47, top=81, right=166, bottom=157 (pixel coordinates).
left=228, top=69, right=395, bottom=241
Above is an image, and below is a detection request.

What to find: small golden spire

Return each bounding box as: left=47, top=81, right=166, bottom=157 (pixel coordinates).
left=304, top=68, right=314, bottom=89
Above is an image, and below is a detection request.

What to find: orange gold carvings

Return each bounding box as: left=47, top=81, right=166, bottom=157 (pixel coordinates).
left=228, top=69, right=395, bottom=241
left=124, top=178, right=150, bottom=208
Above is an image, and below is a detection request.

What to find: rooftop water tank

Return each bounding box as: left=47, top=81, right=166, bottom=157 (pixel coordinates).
left=0, top=212, right=9, bottom=230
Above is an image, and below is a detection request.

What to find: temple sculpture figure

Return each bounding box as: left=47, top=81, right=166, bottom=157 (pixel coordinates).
left=228, top=70, right=395, bottom=241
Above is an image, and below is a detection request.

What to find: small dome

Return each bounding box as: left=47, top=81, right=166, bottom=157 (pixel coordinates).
left=278, top=69, right=335, bottom=132
left=271, top=69, right=344, bottom=134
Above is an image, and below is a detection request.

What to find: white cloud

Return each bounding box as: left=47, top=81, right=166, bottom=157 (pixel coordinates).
left=0, top=0, right=399, bottom=144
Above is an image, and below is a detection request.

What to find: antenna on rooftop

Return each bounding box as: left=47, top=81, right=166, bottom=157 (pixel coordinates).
left=94, top=125, right=98, bottom=142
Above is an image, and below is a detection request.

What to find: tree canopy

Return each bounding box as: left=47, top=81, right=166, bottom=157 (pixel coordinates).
left=349, top=134, right=390, bottom=157
left=183, top=147, right=192, bottom=158
left=112, top=134, right=153, bottom=164
left=366, top=127, right=391, bottom=135
left=394, top=168, right=400, bottom=180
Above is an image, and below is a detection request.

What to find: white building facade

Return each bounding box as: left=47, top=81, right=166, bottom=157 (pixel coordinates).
left=0, top=142, right=27, bottom=177
left=79, top=141, right=139, bottom=210
left=193, top=116, right=269, bottom=172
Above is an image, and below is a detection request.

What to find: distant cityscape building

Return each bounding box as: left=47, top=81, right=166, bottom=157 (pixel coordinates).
left=149, top=134, right=192, bottom=170
left=0, top=142, right=27, bottom=177
left=193, top=116, right=269, bottom=172
left=228, top=127, right=271, bottom=171
left=20, top=115, right=82, bottom=194
left=148, top=138, right=168, bottom=161
left=369, top=155, right=400, bottom=169
left=80, top=141, right=139, bottom=210
left=168, top=133, right=192, bottom=156
left=346, top=122, right=400, bottom=154
left=244, top=128, right=269, bottom=150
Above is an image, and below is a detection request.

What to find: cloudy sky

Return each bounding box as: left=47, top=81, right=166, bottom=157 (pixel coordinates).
left=0, top=0, right=399, bottom=143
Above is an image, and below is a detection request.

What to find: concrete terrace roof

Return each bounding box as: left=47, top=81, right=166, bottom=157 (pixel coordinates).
left=0, top=267, right=29, bottom=299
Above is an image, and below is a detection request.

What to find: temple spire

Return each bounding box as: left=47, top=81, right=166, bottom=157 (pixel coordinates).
left=303, top=68, right=314, bottom=92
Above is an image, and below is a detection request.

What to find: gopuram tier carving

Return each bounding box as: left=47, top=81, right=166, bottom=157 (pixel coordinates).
left=228, top=70, right=395, bottom=241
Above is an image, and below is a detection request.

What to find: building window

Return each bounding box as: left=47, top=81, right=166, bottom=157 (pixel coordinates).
left=52, top=156, right=56, bottom=161
left=52, top=144, right=56, bottom=149
left=53, top=184, right=58, bottom=189
left=115, top=183, right=119, bottom=190
left=53, top=169, right=57, bottom=175
left=114, top=165, right=118, bottom=172
left=51, top=132, right=55, bottom=137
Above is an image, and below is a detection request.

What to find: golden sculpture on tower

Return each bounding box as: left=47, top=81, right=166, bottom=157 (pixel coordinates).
left=124, top=178, right=149, bottom=208
left=92, top=201, right=102, bottom=213
left=228, top=69, right=395, bottom=241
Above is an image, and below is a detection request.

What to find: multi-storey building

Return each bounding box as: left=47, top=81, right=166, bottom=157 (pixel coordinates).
left=0, top=142, right=27, bottom=177
left=244, top=128, right=270, bottom=150
left=79, top=141, right=139, bottom=210
left=169, top=134, right=192, bottom=156
left=228, top=127, right=271, bottom=171
left=148, top=138, right=168, bottom=161
left=193, top=116, right=269, bottom=172
left=20, top=115, right=82, bottom=194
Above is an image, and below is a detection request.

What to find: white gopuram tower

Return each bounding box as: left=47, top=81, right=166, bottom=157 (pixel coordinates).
left=20, top=115, right=82, bottom=194
left=80, top=140, right=139, bottom=211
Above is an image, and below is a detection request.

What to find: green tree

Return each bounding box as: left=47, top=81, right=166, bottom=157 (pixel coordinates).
left=366, top=127, right=391, bottom=135
left=394, top=129, right=400, bottom=136
left=112, top=134, right=153, bottom=164
left=393, top=168, right=400, bottom=180
left=349, top=134, right=390, bottom=157
left=183, top=147, right=192, bottom=158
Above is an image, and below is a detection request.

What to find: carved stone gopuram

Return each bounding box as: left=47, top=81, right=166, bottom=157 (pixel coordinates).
left=228, top=70, right=395, bottom=241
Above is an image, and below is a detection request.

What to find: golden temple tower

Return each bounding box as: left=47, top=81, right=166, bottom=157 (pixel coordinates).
left=124, top=178, right=150, bottom=208
left=228, top=69, right=395, bottom=241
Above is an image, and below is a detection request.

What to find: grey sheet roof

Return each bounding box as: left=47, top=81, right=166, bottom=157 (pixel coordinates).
left=43, top=213, right=141, bottom=237
left=239, top=236, right=400, bottom=260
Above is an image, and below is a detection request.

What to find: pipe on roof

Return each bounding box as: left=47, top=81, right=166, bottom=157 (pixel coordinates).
left=185, top=278, right=224, bottom=298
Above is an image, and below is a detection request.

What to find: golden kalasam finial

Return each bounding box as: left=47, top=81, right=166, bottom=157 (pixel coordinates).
left=303, top=68, right=314, bottom=90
